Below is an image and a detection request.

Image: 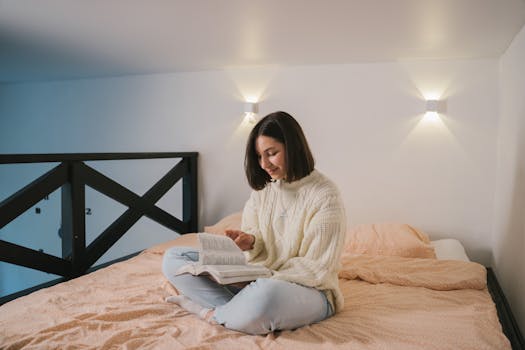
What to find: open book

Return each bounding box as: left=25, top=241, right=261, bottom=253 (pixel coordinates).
left=175, top=233, right=272, bottom=284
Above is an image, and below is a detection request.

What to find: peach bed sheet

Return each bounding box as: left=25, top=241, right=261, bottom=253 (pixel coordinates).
left=0, top=234, right=510, bottom=350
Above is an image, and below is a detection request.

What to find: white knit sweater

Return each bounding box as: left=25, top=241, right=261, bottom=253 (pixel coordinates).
left=241, top=169, right=346, bottom=312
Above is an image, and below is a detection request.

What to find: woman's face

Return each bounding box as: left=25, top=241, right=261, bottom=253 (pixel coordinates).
left=255, top=135, right=286, bottom=180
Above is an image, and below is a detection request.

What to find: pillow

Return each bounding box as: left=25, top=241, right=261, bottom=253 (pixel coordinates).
left=343, top=223, right=436, bottom=259
left=204, top=212, right=242, bottom=235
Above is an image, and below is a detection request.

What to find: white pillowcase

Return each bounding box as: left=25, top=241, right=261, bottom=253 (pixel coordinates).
left=431, top=239, right=470, bottom=262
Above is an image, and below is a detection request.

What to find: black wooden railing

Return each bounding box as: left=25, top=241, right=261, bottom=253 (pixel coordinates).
left=0, top=152, right=198, bottom=304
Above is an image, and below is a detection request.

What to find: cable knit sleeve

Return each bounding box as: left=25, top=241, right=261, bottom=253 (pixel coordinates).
left=241, top=190, right=266, bottom=261
left=271, top=192, right=346, bottom=289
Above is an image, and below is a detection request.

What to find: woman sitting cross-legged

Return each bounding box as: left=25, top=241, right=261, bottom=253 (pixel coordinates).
left=162, top=111, right=346, bottom=335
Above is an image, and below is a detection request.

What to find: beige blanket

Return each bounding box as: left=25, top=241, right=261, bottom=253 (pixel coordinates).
left=0, top=235, right=510, bottom=349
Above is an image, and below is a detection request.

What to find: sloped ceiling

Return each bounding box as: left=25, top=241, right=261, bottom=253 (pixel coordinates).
left=1, top=0, right=525, bottom=82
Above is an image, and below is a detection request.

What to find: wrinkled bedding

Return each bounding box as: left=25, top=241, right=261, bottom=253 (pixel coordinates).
left=0, top=234, right=510, bottom=350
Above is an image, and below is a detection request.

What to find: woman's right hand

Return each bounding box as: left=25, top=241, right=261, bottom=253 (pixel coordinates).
left=225, top=230, right=255, bottom=251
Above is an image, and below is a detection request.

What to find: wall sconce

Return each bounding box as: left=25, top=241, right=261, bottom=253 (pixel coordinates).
left=425, top=99, right=446, bottom=114
left=244, top=102, right=259, bottom=123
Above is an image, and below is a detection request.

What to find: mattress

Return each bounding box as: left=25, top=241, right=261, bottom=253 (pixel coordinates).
left=0, top=233, right=510, bottom=350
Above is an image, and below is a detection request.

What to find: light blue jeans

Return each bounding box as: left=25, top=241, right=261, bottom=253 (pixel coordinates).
left=162, top=246, right=333, bottom=335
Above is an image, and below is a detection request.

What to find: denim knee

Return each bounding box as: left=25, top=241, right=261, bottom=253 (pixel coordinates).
left=164, top=246, right=198, bottom=259
left=162, top=246, right=199, bottom=277
left=214, top=278, right=331, bottom=335
left=214, top=279, right=283, bottom=334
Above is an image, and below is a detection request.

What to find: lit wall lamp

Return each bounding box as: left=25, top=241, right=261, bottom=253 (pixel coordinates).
left=244, top=102, right=259, bottom=123
left=425, top=99, right=447, bottom=114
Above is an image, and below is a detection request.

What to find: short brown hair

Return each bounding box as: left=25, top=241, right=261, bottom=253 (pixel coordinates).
left=245, top=111, right=315, bottom=190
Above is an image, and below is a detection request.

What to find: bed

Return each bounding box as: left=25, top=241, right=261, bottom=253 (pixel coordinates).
left=0, top=154, right=522, bottom=349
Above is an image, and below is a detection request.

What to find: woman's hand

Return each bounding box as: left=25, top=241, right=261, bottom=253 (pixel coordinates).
left=225, top=230, right=255, bottom=251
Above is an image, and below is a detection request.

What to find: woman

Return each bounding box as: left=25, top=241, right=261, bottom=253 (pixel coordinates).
left=162, top=111, right=346, bottom=335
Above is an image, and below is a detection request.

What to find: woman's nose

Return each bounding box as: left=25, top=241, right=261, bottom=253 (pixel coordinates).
left=260, top=156, right=270, bottom=168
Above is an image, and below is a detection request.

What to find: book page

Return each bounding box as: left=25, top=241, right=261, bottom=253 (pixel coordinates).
left=174, top=262, right=271, bottom=284
left=199, top=233, right=240, bottom=252
left=200, top=251, right=246, bottom=265
left=198, top=233, right=246, bottom=265
left=175, top=262, right=197, bottom=276
left=205, top=264, right=271, bottom=278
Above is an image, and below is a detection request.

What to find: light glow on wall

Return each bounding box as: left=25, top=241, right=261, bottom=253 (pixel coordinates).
left=422, top=111, right=441, bottom=123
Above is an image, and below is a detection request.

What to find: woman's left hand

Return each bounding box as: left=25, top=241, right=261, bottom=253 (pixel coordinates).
left=225, top=230, right=255, bottom=251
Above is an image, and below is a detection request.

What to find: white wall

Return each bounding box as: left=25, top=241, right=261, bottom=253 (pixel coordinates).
left=0, top=59, right=499, bottom=292
left=495, top=23, right=525, bottom=334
